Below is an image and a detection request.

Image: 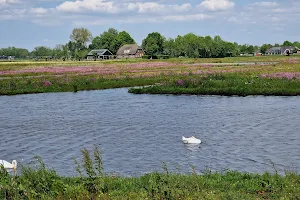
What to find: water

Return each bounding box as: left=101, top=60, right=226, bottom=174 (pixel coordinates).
left=1, top=88, right=300, bottom=176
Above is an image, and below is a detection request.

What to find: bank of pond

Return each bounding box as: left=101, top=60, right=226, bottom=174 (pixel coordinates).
left=1, top=73, right=300, bottom=96
left=1, top=147, right=300, bottom=199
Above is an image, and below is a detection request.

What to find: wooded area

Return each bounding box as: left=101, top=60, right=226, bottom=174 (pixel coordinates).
left=1, top=27, right=299, bottom=60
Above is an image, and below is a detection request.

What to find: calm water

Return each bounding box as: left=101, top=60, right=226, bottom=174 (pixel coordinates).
left=0, top=88, right=299, bottom=176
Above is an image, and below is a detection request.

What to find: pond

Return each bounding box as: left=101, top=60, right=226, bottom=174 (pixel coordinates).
left=0, top=88, right=299, bottom=176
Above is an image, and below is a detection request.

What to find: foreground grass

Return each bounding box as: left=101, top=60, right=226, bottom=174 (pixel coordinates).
left=1, top=146, right=300, bottom=200
left=129, top=73, right=300, bottom=96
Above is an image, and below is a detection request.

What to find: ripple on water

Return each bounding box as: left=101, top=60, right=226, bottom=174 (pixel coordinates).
left=1, top=89, right=300, bottom=176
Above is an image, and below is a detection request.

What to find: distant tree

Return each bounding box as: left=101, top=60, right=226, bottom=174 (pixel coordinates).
left=31, top=46, right=52, bottom=57
left=247, top=45, right=255, bottom=54
left=260, top=44, right=272, bottom=54
left=0, top=47, right=29, bottom=58
left=142, top=32, right=165, bottom=55
left=70, top=28, right=93, bottom=49
left=110, top=31, right=135, bottom=54
left=90, top=28, right=119, bottom=52
left=293, top=41, right=300, bottom=48
left=282, top=40, right=293, bottom=46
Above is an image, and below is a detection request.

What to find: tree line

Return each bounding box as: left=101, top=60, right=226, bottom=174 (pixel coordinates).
left=1, top=27, right=299, bottom=60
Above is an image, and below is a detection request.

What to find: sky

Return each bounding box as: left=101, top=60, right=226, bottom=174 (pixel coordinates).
left=0, top=0, right=299, bottom=50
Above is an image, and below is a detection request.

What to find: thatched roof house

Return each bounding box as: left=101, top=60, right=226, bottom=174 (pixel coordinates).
left=116, top=44, right=144, bottom=58
left=87, top=49, right=113, bottom=60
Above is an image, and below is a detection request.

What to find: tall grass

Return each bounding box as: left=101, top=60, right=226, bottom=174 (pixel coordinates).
left=129, top=73, right=300, bottom=96
left=1, top=146, right=300, bottom=199
left=0, top=75, right=166, bottom=95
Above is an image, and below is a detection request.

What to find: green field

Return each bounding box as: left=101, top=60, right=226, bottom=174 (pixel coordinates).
left=1, top=55, right=300, bottom=96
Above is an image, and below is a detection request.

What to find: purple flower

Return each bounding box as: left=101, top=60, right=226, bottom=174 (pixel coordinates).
left=43, top=81, right=53, bottom=86
left=177, top=79, right=184, bottom=86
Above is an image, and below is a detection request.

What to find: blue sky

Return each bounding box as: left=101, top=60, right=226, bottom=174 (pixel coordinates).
left=1, top=0, right=299, bottom=50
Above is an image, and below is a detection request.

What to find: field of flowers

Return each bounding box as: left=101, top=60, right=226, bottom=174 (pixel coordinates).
left=1, top=56, right=300, bottom=95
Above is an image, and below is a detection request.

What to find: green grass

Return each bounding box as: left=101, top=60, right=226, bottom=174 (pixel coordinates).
left=129, top=73, right=300, bottom=96
left=0, top=75, right=165, bottom=95
left=1, top=56, right=300, bottom=96
left=1, top=146, right=300, bottom=200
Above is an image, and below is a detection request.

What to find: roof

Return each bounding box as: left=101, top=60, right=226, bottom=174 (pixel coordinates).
left=266, top=46, right=295, bottom=53
left=87, top=49, right=112, bottom=56
left=116, top=44, right=143, bottom=55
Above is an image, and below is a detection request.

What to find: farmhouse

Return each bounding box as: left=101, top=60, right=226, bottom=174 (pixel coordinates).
left=116, top=44, right=144, bottom=59
left=265, top=46, right=295, bottom=55
left=87, top=49, right=114, bottom=60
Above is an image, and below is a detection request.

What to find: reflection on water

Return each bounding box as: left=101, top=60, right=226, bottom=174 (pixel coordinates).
left=184, top=144, right=201, bottom=152
left=1, top=88, right=300, bottom=176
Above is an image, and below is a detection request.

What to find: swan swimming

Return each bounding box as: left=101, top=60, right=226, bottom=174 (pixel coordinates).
left=182, top=136, right=201, bottom=144
left=0, top=160, right=17, bottom=170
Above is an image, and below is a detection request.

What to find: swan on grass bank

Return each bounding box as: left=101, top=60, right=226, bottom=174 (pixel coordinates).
left=0, top=160, right=17, bottom=170
left=182, top=136, right=201, bottom=144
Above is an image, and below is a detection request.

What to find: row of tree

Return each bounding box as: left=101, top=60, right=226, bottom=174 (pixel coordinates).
left=1, top=27, right=299, bottom=59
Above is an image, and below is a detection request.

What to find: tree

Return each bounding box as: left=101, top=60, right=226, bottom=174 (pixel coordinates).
left=90, top=28, right=119, bottom=52
left=31, top=46, right=52, bottom=57
left=70, top=28, right=93, bottom=49
left=260, top=44, right=272, bottom=54
left=142, top=32, right=165, bottom=55
left=282, top=40, right=293, bottom=46
left=111, top=31, right=135, bottom=54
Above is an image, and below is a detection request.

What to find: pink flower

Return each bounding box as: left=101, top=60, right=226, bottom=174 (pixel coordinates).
left=43, top=81, right=53, bottom=86
left=177, top=79, right=184, bottom=86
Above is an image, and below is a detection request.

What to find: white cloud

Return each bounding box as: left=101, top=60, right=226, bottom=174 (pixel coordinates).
left=198, top=0, right=235, bottom=11
left=31, top=7, right=48, bottom=14
left=250, top=2, right=278, bottom=7
left=130, top=2, right=191, bottom=14
left=0, top=0, right=19, bottom=8
left=56, top=0, right=118, bottom=13
left=56, top=0, right=191, bottom=14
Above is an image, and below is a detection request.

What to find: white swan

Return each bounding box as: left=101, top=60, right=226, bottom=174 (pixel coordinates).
left=0, top=160, right=17, bottom=170
left=182, top=136, right=201, bottom=144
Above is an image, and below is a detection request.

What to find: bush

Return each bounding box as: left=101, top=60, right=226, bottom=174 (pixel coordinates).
left=142, top=55, right=169, bottom=59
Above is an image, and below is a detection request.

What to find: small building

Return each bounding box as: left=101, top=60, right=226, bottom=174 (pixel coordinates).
left=87, top=49, right=113, bottom=60
left=265, top=46, right=295, bottom=55
left=0, top=55, right=15, bottom=60
left=116, top=44, right=144, bottom=59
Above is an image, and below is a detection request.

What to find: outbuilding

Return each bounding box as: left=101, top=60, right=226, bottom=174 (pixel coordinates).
left=265, top=46, right=295, bottom=55
left=87, top=49, right=114, bottom=60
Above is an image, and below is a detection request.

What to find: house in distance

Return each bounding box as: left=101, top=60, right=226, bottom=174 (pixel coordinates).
left=116, top=44, right=145, bottom=59
left=265, top=46, right=296, bottom=55
left=87, top=49, right=114, bottom=60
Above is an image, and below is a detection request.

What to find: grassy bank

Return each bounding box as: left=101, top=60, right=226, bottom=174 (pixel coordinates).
left=0, top=75, right=165, bottom=95
left=1, top=147, right=300, bottom=200
left=129, top=73, right=300, bottom=96
left=1, top=56, right=300, bottom=96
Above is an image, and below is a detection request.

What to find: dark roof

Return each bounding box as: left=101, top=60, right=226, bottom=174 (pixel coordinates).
left=266, top=46, right=295, bottom=53
left=87, top=49, right=112, bottom=56
left=116, top=44, right=143, bottom=56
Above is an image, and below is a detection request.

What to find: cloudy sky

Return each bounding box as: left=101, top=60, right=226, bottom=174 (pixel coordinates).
left=0, top=0, right=299, bottom=50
